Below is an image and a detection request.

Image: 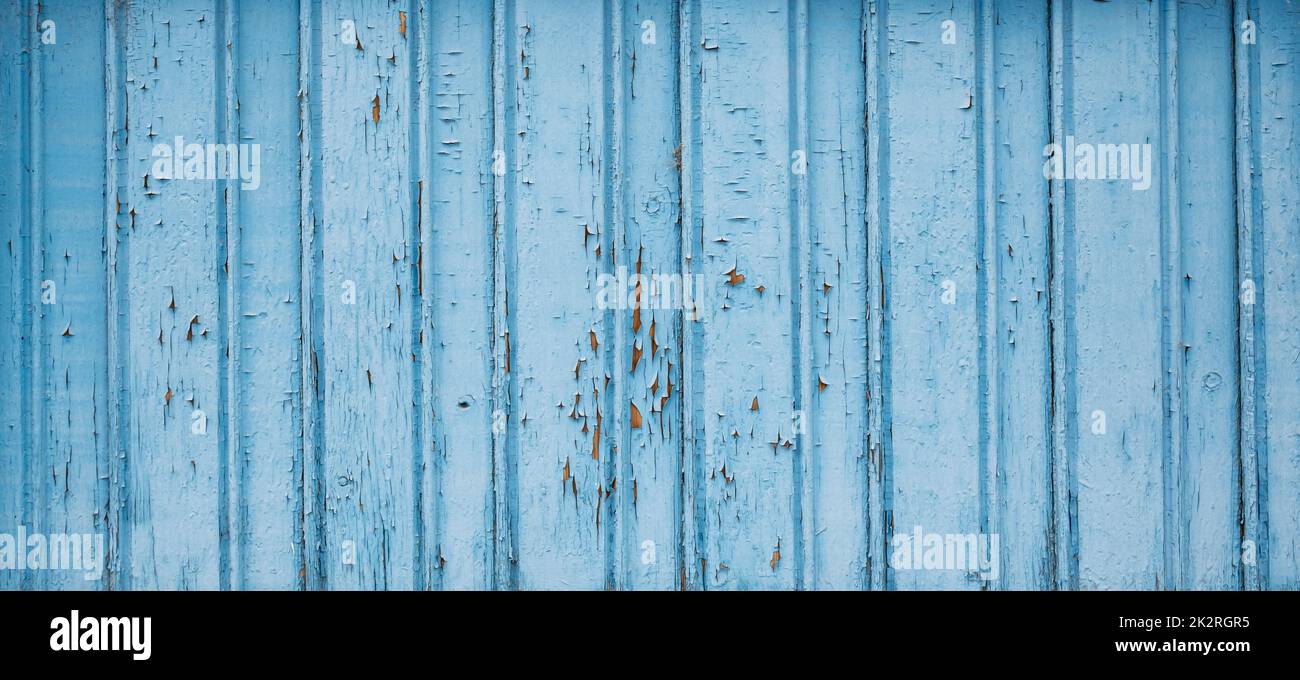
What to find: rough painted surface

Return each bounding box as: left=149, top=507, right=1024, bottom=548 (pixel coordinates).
left=1, top=0, right=1297, bottom=590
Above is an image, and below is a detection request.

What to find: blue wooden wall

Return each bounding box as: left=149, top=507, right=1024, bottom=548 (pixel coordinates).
left=1, top=0, right=1297, bottom=590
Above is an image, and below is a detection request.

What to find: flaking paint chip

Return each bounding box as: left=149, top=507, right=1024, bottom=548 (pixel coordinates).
left=399, top=11, right=407, bottom=38
left=372, top=95, right=381, bottom=124
left=750, top=396, right=759, bottom=411
left=630, top=401, right=642, bottom=429
left=726, top=266, right=745, bottom=286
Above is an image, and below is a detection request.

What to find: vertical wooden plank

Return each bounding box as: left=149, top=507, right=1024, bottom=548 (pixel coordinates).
left=216, top=0, right=238, bottom=594
left=22, top=0, right=44, bottom=592
left=315, top=0, right=418, bottom=589
left=0, top=0, right=1296, bottom=594
left=606, top=0, right=628, bottom=590
left=1175, top=0, right=1237, bottom=590
left=232, top=0, right=304, bottom=590
left=677, top=0, right=705, bottom=590
left=105, top=0, right=129, bottom=591
left=507, top=0, right=611, bottom=590
left=408, top=0, right=432, bottom=591
left=31, top=0, right=110, bottom=590
left=863, top=0, right=888, bottom=591
left=1158, top=0, right=1186, bottom=589
left=1254, top=0, right=1300, bottom=588
left=0, top=0, right=28, bottom=592
left=695, top=0, right=796, bottom=590
left=789, top=0, right=812, bottom=592
left=423, top=0, right=495, bottom=590
left=1047, top=0, right=1075, bottom=592
left=880, top=0, right=982, bottom=590
left=1233, top=0, right=1265, bottom=593
left=298, top=0, right=325, bottom=590
left=120, top=0, right=224, bottom=589
left=805, top=0, right=869, bottom=590
left=615, top=0, right=683, bottom=590
left=985, top=0, right=1053, bottom=590
left=489, top=0, right=516, bottom=590
left=1062, top=0, right=1166, bottom=589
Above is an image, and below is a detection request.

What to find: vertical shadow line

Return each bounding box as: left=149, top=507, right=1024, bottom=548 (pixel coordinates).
left=788, top=0, right=814, bottom=592
left=297, top=0, right=327, bottom=590
left=667, top=0, right=686, bottom=591
left=407, top=0, right=432, bottom=592
left=1157, top=0, right=1185, bottom=591
left=603, top=0, right=627, bottom=590
left=490, top=0, right=520, bottom=590
left=214, top=0, right=241, bottom=593
left=23, top=0, right=44, bottom=591
left=675, top=0, right=705, bottom=591
left=863, top=0, right=892, bottom=592
left=1231, top=0, right=1266, bottom=592
left=104, top=0, right=132, bottom=592
left=1047, top=0, right=1079, bottom=591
